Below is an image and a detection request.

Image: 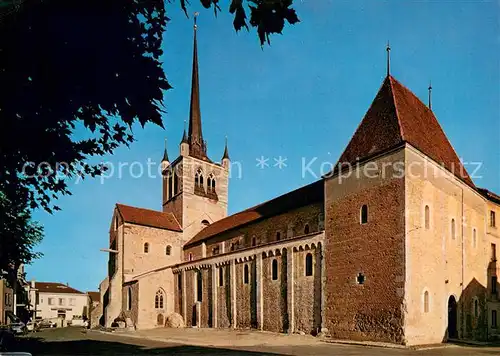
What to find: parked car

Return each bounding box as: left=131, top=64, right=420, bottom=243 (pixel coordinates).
left=8, top=322, right=26, bottom=336
left=36, top=320, right=56, bottom=329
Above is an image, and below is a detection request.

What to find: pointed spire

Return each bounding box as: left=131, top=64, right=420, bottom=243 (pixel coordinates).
left=428, top=81, right=432, bottom=110
left=181, top=120, right=188, bottom=143
left=187, top=12, right=208, bottom=160
left=162, top=138, right=169, bottom=162
left=222, top=136, right=230, bottom=160
left=386, top=41, right=391, bottom=76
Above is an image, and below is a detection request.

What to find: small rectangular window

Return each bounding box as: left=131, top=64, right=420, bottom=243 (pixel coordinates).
left=492, top=310, right=497, bottom=328
left=219, top=267, right=224, bottom=287
left=69, top=298, right=75, bottom=306
left=492, top=276, right=498, bottom=295
left=491, top=211, right=496, bottom=227
left=59, top=298, right=65, bottom=306
left=492, top=243, right=497, bottom=262
left=48, top=298, right=54, bottom=305
left=177, top=274, right=182, bottom=290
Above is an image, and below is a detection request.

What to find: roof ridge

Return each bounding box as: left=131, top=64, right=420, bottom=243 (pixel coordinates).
left=334, top=76, right=393, bottom=166
left=388, top=75, right=405, bottom=141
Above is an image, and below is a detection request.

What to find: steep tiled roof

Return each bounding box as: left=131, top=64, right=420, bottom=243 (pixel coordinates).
left=87, top=291, right=100, bottom=303
left=184, top=180, right=324, bottom=247
left=335, top=75, right=474, bottom=187
left=116, top=204, right=182, bottom=232
left=477, top=188, right=500, bottom=205
left=35, top=282, right=83, bottom=295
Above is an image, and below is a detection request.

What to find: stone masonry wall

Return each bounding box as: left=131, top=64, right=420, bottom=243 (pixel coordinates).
left=324, top=149, right=406, bottom=343
left=184, top=203, right=323, bottom=261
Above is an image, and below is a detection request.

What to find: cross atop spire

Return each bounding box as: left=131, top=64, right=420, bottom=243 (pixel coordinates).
left=386, top=41, right=391, bottom=76
left=187, top=12, right=209, bottom=161
left=428, top=81, right=432, bottom=110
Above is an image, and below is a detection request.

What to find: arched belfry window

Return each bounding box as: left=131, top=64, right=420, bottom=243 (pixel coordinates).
left=360, top=205, right=368, bottom=224
left=168, top=170, right=173, bottom=199
left=173, top=170, right=179, bottom=195
left=304, top=224, right=310, bottom=234
left=144, top=242, right=149, bottom=253
left=424, top=205, right=430, bottom=229
left=305, top=253, right=313, bottom=276
left=195, top=168, right=204, bottom=194
left=155, top=289, right=164, bottom=309
left=166, top=245, right=172, bottom=256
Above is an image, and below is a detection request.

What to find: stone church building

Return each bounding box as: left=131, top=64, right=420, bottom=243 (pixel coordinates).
left=99, top=24, right=500, bottom=345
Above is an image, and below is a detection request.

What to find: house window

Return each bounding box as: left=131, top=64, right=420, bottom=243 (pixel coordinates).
left=424, top=205, right=430, bottom=229
left=271, top=259, right=278, bottom=281
left=144, top=242, right=149, bottom=253
left=424, top=291, right=429, bottom=313
left=491, top=210, right=496, bottom=227
left=177, top=274, right=182, bottom=290
left=127, top=288, right=132, bottom=310
left=219, top=267, right=224, bottom=287
left=473, top=229, right=477, bottom=248
left=251, top=237, right=256, bottom=247
left=196, top=271, right=203, bottom=302
left=69, top=298, right=75, bottom=306
left=243, top=264, right=249, bottom=284
left=492, top=243, right=497, bottom=262
left=474, top=298, right=478, bottom=317
left=155, top=289, right=164, bottom=309
left=59, top=298, right=65, bottom=306
left=305, top=253, right=313, bottom=277
left=189, top=253, right=193, bottom=261
left=492, top=276, right=498, bottom=295
left=166, top=245, right=172, bottom=256
left=4, top=293, right=8, bottom=306
left=360, top=205, right=368, bottom=224
left=115, top=215, right=119, bottom=230
left=212, top=246, right=220, bottom=256
left=451, top=219, right=456, bottom=240
left=48, top=298, right=54, bottom=305
left=493, top=310, right=498, bottom=328
left=276, top=232, right=281, bottom=241
left=304, top=224, right=310, bottom=234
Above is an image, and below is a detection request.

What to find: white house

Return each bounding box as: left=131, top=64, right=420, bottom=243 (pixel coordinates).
left=33, top=282, right=87, bottom=324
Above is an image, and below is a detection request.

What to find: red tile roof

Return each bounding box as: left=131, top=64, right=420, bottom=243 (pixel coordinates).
left=335, top=75, right=474, bottom=187
left=87, top=291, right=100, bottom=303
left=477, top=188, right=500, bottom=205
left=116, top=204, right=182, bottom=232
left=184, top=180, right=324, bottom=248
left=35, top=282, right=84, bottom=295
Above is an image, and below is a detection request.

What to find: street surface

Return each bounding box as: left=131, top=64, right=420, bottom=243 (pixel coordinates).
left=10, top=327, right=500, bottom=355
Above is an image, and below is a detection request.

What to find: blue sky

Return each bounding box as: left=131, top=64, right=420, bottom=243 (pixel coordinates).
left=27, top=1, right=499, bottom=292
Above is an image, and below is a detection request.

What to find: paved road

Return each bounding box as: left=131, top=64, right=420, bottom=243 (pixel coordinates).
left=10, top=327, right=500, bottom=355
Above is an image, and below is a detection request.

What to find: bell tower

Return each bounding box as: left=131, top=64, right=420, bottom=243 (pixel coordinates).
left=162, top=14, right=230, bottom=244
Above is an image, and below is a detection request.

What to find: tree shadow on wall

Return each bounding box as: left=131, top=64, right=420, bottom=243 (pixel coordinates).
left=441, top=259, right=500, bottom=344
left=12, top=337, right=284, bottom=355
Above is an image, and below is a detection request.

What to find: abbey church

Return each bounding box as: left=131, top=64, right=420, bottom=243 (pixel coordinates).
left=99, top=23, right=500, bottom=345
